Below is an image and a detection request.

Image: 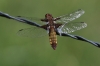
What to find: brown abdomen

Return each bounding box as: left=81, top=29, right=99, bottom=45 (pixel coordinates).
left=49, top=28, right=57, bottom=50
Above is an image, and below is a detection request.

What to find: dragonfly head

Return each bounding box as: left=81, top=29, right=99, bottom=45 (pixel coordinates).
left=45, top=13, right=53, bottom=20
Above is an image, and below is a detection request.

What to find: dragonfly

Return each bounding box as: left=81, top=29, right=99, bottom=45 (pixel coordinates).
left=0, top=9, right=100, bottom=50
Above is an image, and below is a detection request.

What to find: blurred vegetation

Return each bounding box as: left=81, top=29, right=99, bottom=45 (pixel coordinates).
left=0, top=0, right=100, bottom=66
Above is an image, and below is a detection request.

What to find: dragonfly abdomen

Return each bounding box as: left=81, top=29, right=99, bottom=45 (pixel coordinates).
left=49, top=28, right=57, bottom=50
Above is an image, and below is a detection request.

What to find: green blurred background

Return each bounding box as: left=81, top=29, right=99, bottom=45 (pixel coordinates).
left=0, top=0, right=100, bottom=66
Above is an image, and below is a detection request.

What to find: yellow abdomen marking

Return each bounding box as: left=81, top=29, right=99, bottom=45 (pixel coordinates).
left=49, top=29, right=57, bottom=45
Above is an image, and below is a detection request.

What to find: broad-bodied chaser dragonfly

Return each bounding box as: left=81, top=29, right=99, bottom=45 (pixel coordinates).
left=0, top=9, right=100, bottom=50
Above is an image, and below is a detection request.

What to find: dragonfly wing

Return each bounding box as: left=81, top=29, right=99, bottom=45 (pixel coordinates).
left=17, top=27, right=48, bottom=38
left=57, top=22, right=87, bottom=33
left=16, top=16, right=46, bottom=25
left=55, top=9, right=85, bottom=23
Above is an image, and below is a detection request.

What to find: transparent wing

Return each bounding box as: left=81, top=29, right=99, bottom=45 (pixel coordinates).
left=16, top=16, right=46, bottom=25
left=57, top=22, right=87, bottom=33
left=55, top=9, right=85, bottom=23
left=17, top=27, right=48, bottom=38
